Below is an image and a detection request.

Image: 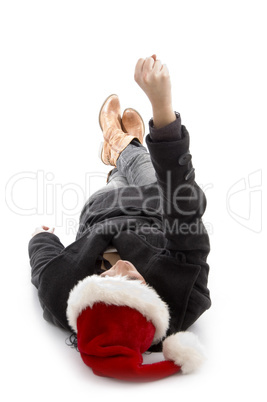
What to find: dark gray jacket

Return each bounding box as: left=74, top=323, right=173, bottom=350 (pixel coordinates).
left=29, top=122, right=211, bottom=349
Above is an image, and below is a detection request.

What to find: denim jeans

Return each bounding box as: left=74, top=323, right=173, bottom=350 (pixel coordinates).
left=76, top=140, right=158, bottom=239
left=87, top=140, right=157, bottom=204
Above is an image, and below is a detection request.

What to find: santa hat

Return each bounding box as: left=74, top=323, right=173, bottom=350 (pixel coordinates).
left=66, top=275, right=205, bottom=381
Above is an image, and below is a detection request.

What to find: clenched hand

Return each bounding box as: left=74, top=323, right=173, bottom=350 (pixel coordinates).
left=134, top=55, right=176, bottom=129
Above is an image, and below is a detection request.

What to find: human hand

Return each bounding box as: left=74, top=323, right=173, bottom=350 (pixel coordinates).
left=134, top=55, right=176, bottom=129
left=134, top=54, right=172, bottom=111
left=31, top=225, right=55, bottom=237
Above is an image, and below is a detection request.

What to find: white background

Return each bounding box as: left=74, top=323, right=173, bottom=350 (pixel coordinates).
left=1, top=0, right=266, bottom=400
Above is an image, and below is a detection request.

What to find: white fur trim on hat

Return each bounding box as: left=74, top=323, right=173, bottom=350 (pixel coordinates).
left=66, top=275, right=170, bottom=343
left=162, top=332, right=205, bottom=374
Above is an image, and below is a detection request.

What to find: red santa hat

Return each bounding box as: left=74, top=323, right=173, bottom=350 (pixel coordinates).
left=66, top=275, right=205, bottom=381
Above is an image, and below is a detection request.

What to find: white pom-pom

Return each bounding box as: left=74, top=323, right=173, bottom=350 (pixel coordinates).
left=163, top=332, right=205, bottom=374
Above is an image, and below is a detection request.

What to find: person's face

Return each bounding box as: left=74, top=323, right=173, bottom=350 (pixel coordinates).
left=100, top=260, right=146, bottom=284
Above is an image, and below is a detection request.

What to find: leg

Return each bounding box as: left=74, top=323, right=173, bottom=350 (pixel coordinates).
left=105, top=167, right=128, bottom=188
left=115, top=139, right=157, bottom=186
left=80, top=138, right=156, bottom=220
left=78, top=168, right=128, bottom=219
left=76, top=169, right=129, bottom=239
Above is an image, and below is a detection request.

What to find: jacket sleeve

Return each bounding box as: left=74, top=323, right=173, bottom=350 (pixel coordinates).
left=145, top=121, right=209, bottom=253
left=145, top=119, right=211, bottom=329
left=29, top=232, right=65, bottom=288
left=28, top=232, right=68, bottom=329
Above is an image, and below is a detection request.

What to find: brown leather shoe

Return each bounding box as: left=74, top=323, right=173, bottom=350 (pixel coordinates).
left=121, top=108, right=145, bottom=144
left=99, top=94, right=121, bottom=132
left=99, top=95, right=141, bottom=166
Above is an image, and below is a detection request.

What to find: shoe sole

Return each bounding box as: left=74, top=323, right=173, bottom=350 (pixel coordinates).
left=98, top=94, right=119, bottom=131
left=122, top=107, right=145, bottom=140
